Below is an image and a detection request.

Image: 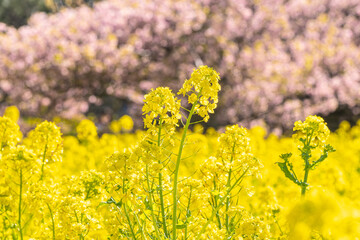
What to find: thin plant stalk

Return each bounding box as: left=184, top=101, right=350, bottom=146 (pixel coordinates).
left=46, top=202, right=55, bottom=240
left=195, top=168, right=249, bottom=240
left=301, top=129, right=314, bottom=196
left=124, top=205, right=137, bottom=240
left=172, top=96, right=199, bottom=240
left=18, top=169, right=23, bottom=240
left=146, top=165, right=162, bottom=239
left=184, top=186, right=192, bottom=240
left=40, top=140, right=48, bottom=181
left=225, top=143, right=236, bottom=234
left=157, top=121, right=169, bottom=237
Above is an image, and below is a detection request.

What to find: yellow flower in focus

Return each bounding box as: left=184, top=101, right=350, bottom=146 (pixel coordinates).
left=293, top=115, right=330, bottom=148
left=218, top=125, right=261, bottom=176
left=142, top=87, right=181, bottom=136
left=178, top=65, right=221, bottom=122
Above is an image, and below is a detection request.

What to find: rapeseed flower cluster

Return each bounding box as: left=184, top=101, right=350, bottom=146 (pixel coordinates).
left=0, top=116, right=21, bottom=150
left=217, top=125, right=261, bottom=176
left=293, top=115, right=330, bottom=149
left=277, top=115, right=335, bottom=196
left=3, top=106, right=20, bottom=122
left=3, top=145, right=36, bottom=171
left=110, top=115, right=134, bottom=133
left=143, top=87, right=181, bottom=137
left=27, top=121, right=63, bottom=163
left=178, top=65, right=221, bottom=122
left=1, top=67, right=360, bottom=239
left=76, top=119, right=98, bottom=142
left=25, top=121, right=63, bottom=180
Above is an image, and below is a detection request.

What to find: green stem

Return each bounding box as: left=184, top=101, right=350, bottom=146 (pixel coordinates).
left=225, top=143, right=235, bottom=234
left=46, top=202, right=55, bottom=240
left=40, top=141, right=48, bottom=181
left=124, top=205, right=137, bottom=240
left=184, top=186, right=192, bottom=240
left=73, top=210, right=84, bottom=240
left=301, top=166, right=309, bottom=196
left=274, top=215, right=284, bottom=236
left=157, top=121, right=169, bottom=238
left=301, top=129, right=313, bottom=196
left=213, top=177, right=222, bottom=229
left=1, top=127, right=7, bottom=151
left=18, top=169, right=23, bottom=240
left=195, top=168, right=249, bottom=240
left=134, top=211, right=146, bottom=240
left=172, top=98, right=198, bottom=240
left=225, top=170, right=232, bottom=232
left=146, top=165, right=162, bottom=239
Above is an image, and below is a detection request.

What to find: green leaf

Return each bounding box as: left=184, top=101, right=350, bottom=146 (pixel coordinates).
left=186, top=209, right=191, bottom=218
left=104, top=197, right=116, bottom=204
left=272, top=209, right=280, bottom=215
left=310, top=144, right=335, bottom=169
left=176, top=224, right=187, bottom=229
left=99, top=197, right=122, bottom=207
left=324, top=144, right=335, bottom=153
left=276, top=161, right=301, bottom=186
left=279, top=153, right=292, bottom=160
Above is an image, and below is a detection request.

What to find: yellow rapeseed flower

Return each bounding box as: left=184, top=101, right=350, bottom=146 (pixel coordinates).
left=293, top=115, right=330, bottom=148
left=28, top=121, right=63, bottom=163
left=178, top=65, right=221, bottom=122
left=109, top=115, right=134, bottom=133
left=142, top=87, right=181, bottom=136
left=0, top=116, right=22, bottom=150
left=3, top=145, right=36, bottom=170
left=4, top=106, right=20, bottom=122
left=76, top=119, right=98, bottom=141
left=218, top=125, right=261, bottom=176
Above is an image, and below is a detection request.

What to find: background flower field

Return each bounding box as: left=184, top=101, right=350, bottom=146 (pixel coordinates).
left=1, top=0, right=360, bottom=239
left=1, top=104, right=360, bottom=239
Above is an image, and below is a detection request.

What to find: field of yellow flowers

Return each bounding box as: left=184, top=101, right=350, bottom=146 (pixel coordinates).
left=1, top=66, right=360, bottom=239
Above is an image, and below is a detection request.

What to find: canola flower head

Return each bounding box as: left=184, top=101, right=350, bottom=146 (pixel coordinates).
left=119, top=115, right=134, bottom=131
left=178, top=65, right=221, bottom=122
left=3, top=145, right=36, bottom=170
left=217, top=125, right=262, bottom=177
left=109, top=120, right=121, bottom=133
left=4, top=106, right=20, bottom=122
left=76, top=119, right=98, bottom=141
left=78, top=170, right=104, bottom=200
left=28, top=120, right=63, bottom=162
left=218, top=125, right=251, bottom=161
left=219, top=125, right=251, bottom=151
left=142, top=87, right=181, bottom=134
left=0, top=116, right=22, bottom=149
left=293, top=115, right=330, bottom=148
left=106, top=149, right=132, bottom=172
left=110, top=115, right=134, bottom=133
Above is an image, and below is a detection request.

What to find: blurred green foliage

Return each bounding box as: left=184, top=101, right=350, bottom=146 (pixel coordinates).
left=48, top=0, right=99, bottom=10
left=0, top=0, right=100, bottom=28
left=0, top=0, right=49, bottom=27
